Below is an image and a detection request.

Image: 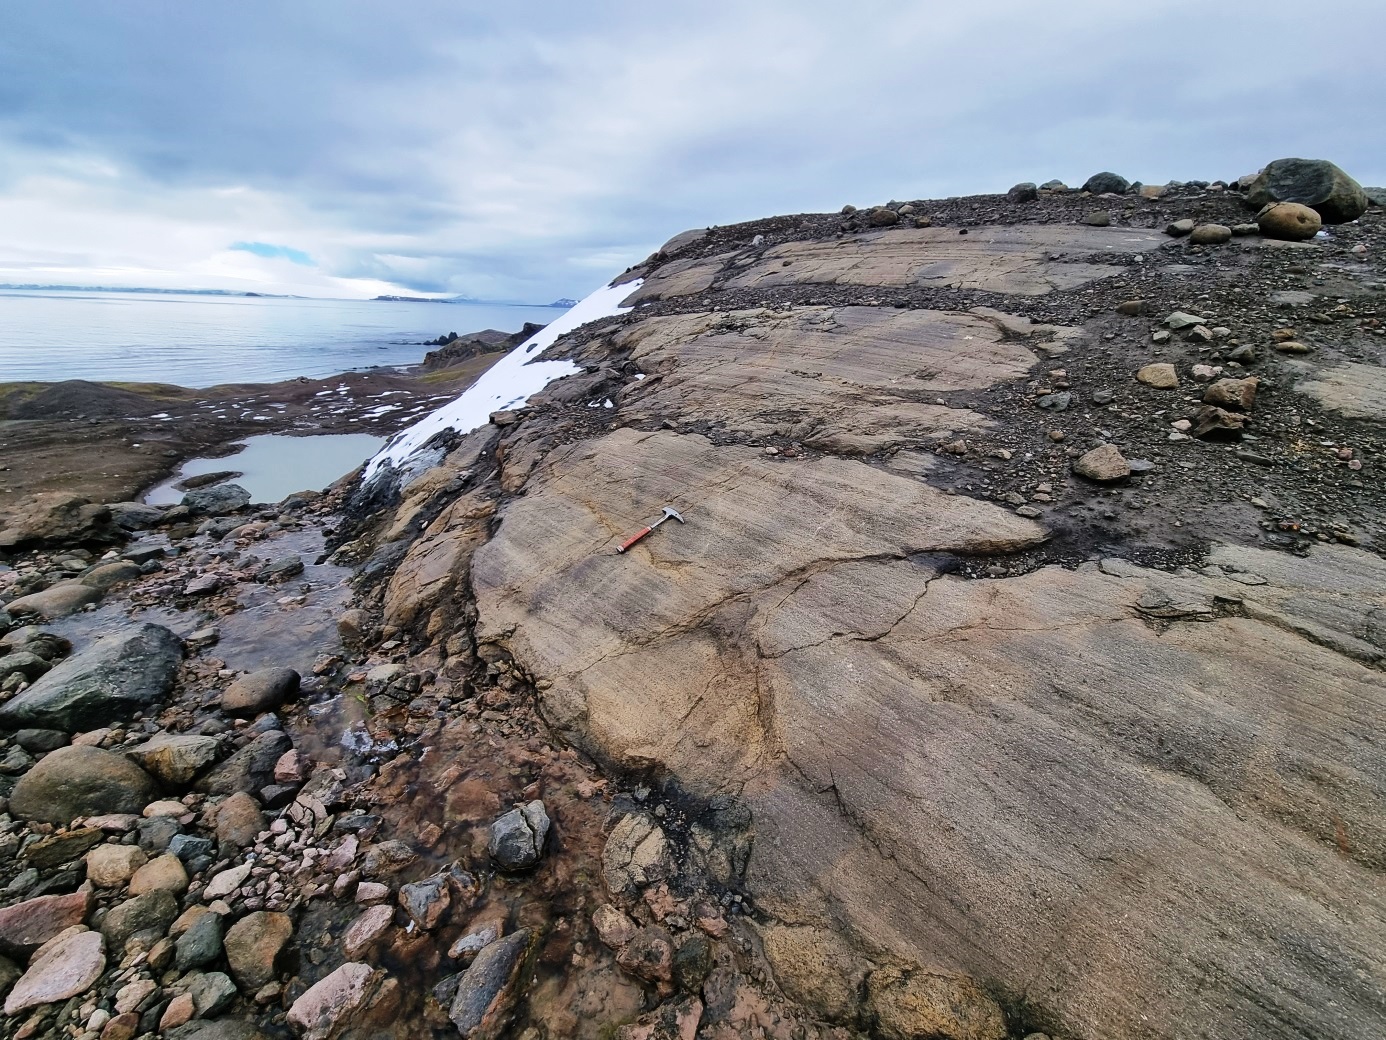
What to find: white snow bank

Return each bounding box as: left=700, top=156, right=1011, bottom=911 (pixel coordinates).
left=362, top=279, right=640, bottom=481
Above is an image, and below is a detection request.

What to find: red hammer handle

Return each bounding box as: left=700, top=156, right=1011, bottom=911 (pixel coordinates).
left=617, top=526, right=653, bottom=554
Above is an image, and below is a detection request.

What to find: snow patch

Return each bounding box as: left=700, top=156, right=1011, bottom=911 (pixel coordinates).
left=363, top=279, right=639, bottom=481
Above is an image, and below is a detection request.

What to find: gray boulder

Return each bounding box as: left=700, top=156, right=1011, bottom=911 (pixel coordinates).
left=1245, top=158, right=1369, bottom=224
left=0, top=622, right=183, bottom=731
left=183, top=484, right=251, bottom=516
left=175, top=911, right=224, bottom=971
left=1006, top=182, right=1039, bottom=203
left=9, top=745, right=159, bottom=824
left=450, top=929, right=531, bottom=1037
left=1083, top=171, right=1130, bottom=195
left=0, top=652, right=51, bottom=684
left=487, top=800, right=550, bottom=871
left=164, top=1021, right=264, bottom=1040
left=220, top=667, right=299, bottom=716
left=107, top=502, right=164, bottom=531
left=78, top=560, right=142, bottom=591
left=102, top=889, right=180, bottom=953
left=0, top=492, right=123, bottom=550
left=197, top=729, right=292, bottom=796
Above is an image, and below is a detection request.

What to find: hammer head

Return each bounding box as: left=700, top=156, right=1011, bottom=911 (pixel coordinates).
left=662, top=506, right=685, bottom=523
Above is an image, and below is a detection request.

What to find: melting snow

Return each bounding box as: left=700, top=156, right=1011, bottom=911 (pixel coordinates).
left=363, top=279, right=639, bottom=480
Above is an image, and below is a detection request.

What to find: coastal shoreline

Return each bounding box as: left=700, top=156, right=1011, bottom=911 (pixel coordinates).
left=0, top=352, right=503, bottom=526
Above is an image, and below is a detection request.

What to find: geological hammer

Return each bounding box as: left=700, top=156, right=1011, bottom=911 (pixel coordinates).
left=616, top=506, right=684, bottom=554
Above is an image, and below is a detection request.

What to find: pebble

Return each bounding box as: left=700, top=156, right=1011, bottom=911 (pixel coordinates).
left=203, top=863, right=253, bottom=901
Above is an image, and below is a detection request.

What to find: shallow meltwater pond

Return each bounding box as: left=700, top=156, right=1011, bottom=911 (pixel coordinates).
left=145, top=433, right=384, bottom=505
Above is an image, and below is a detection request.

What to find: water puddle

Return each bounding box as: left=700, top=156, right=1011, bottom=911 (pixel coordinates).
left=144, top=433, right=384, bottom=506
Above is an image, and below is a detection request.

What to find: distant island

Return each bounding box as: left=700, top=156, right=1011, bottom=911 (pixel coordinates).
left=373, top=294, right=578, bottom=308
left=0, top=284, right=300, bottom=298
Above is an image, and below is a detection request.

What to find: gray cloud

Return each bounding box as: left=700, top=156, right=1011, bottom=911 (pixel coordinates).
left=2, top=0, right=1382, bottom=300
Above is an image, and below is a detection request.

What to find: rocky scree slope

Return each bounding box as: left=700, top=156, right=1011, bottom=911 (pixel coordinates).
left=342, top=163, right=1386, bottom=1040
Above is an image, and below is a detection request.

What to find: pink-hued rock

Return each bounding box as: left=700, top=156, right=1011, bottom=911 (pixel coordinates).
left=343, top=905, right=394, bottom=959
left=4, top=927, right=106, bottom=1015
left=274, top=749, right=308, bottom=784
left=287, top=962, right=386, bottom=1040
left=0, top=889, right=92, bottom=958
left=158, top=992, right=196, bottom=1031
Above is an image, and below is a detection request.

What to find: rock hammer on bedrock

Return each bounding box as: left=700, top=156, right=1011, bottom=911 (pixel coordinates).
left=616, top=506, right=685, bottom=554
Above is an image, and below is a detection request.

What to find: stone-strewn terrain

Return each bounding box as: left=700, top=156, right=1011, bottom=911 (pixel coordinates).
left=0, top=163, right=1383, bottom=1040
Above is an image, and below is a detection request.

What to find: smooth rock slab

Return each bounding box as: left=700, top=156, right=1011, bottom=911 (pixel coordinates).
left=0, top=622, right=183, bottom=731
left=4, top=927, right=106, bottom=1015
left=625, top=226, right=1167, bottom=303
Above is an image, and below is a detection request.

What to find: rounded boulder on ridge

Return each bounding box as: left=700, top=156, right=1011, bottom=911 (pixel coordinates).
left=1257, top=201, right=1322, bottom=242
left=1245, top=158, right=1369, bottom=224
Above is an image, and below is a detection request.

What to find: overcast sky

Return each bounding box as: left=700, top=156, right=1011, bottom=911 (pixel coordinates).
left=1, top=1, right=1382, bottom=302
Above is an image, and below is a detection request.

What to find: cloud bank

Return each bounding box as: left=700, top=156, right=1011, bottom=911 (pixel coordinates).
left=1, top=0, right=1382, bottom=300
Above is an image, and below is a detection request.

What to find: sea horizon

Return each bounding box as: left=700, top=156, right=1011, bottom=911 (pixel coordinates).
left=0, top=288, right=561, bottom=388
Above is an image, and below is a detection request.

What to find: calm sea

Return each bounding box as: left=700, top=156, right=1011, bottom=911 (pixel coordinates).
left=0, top=290, right=561, bottom=388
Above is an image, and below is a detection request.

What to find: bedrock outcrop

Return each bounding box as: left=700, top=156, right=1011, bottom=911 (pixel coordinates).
left=406, top=181, right=1385, bottom=1040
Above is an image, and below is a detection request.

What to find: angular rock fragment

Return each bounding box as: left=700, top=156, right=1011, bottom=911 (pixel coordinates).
left=1190, top=404, right=1246, bottom=440
left=1203, top=376, right=1258, bottom=411
left=1136, top=363, right=1178, bottom=389
left=1072, top=444, right=1131, bottom=482
left=288, top=962, right=395, bottom=1040
left=224, top=911, right=292, bottom=991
